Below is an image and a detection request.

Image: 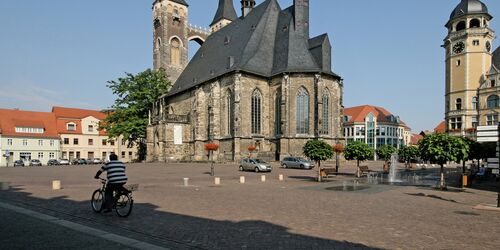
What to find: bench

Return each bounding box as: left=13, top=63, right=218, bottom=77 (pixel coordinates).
left=357, top=165, right=370, bottom=177
left=320, top=167, right=338, bottom=178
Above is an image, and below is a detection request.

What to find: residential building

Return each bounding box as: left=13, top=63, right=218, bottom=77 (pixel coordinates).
left=53, top=107, right=138, bottom=163
left=444, top=0, right=499, bottom=136
left=148, top=0, right=343, bottom=162
left=0, top=109, right=60, bottom=167
left=343, top=105, right=411, bottom=152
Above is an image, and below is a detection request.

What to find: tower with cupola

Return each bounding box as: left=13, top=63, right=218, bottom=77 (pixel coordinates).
left=444, top=0, right=494, bottom=134
left=152, top=0, right=189, bottom=83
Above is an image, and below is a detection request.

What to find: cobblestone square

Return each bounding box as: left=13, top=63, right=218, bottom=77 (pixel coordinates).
left=1, top=162, right=500, bottom=249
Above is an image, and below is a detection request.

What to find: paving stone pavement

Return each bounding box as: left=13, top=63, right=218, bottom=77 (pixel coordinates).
left=0, top=162, right=499, bottom=249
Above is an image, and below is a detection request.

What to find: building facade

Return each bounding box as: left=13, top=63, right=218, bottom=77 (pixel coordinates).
left=53, top=107, right=138, bottom=163
left=343, top=105, right=412, bottom=151
left=148, top=0, right=344, bottom=162
left=444, top=0, right=499, bottom=136
left=0, top=109, right=60, bottom=167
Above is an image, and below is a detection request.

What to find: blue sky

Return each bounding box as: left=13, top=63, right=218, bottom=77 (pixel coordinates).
left=0, top=0, right=499, bottom=132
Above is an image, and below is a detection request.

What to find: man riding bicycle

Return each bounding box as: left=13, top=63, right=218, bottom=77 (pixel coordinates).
left=94, top=153, right=128, bottom=213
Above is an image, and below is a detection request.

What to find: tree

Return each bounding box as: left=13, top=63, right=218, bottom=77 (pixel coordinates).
left=418, top=133, right=469, bottom=190
left=344, top=141, right=374, bottom=177
left=100, top=69, right=171, bottom=160
left=398, top=146, right=419, bottom=169
left=376, top=145, right=397, bottom=171
left=303, top=139, right=334, bottom=182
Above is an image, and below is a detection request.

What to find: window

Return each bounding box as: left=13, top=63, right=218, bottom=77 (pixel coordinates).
left=170, top=37, right=181, bottom=66
left=491, top=80, right=496, bottom=87
left=38, top=140, right=43, bottom=146
left=456, top=60, right=461, bottom=66
left=227, top=90, right=234, bottom=136
left=102, top=139, right=107, bottom=146
left=38, top=152, right=43, bottom=159
left=487, top=95, right=499, bottom=108
left=67, top=123, right=76, bottom=131
left=122, top=140, right=126, bottom=146
left=470, top=19, right=480, bottom=28
left=472, top=96, right=478, bottom=110
left=456, top=98, right=462, bottom=110
left=49, top=152, right=55, bottom=159
left=472, top=117, right=478, bottom=128
left=64, top=138, right=69, bottom=145
left=472, top=40, right=480, bottom=46
left=7, top=139, right=12, bottom=145
left=122, top=152, right=126, bottom=158
left=296, top=87, right=310, bottom=134
left=129, top=152, right=133, bottom=157
left=450, top=117, right=462, bottom=130
left=50, top=140, right=54, bottom=146
left=487, top=115, right=498, bottom=125
left=88, top=139, right=93, bottom=146
left=15, top=127, right=44, bottom=133
left=356, top=127, right=361, bottom=136
left=274, top=90, right=282, bottom=136
left=251, top=89, right=262, bottom=134
left=456, top=21, right=466, bottom=31
left=381, top=127, right=386, bottom=136
left=110, top=140, right=115, bottom=146
left=88, top=125, right=94, bottom=132
left=73, top=138, right=79, bottom=145
left=22, top=139, right=28, bottom=146
left=321, top=93, right=330, bottom=135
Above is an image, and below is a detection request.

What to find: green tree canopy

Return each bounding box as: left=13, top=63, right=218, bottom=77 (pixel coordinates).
left=376, top=145, right=397, bottom=162
left=398, top=146, right=419, bottom=168
left=344, top=141, right=374, bottom=167
left=303, top=139, right=334, bottom=182
left=100, top=68, right=171, bottom=160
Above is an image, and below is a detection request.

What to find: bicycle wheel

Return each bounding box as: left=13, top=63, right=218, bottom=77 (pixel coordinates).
left=115, top=193, right=133, bottom=217
left=91, top=189, right=104, bottom=213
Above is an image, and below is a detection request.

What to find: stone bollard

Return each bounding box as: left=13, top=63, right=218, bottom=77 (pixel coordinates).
left=261, top=175, right=266, bottom=182
left=183, top=178, right=189, bottom=187
left=214, top=177, right=221, bottom=185
left=52, top=180, right=61, bottom=190
left=0, top=182, right=10, bottom=191
left=239, top=176, right=245, bottom=184
left=279, top=174, right=284, bottom=181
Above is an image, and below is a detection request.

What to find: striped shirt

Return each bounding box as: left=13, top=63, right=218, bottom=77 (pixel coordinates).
left=101, top=160, right=128, bottom=184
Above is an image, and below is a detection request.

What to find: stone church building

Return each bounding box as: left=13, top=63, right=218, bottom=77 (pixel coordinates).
left=147, top=0, right=344, bottom=162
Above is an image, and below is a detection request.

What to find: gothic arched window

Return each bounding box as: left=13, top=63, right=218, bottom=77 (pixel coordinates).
left=274, top=90, right=282, bottom=136
left=225, top=90, right=233, bottom=136
left=321, top=92, right=330, bottom=135
left=296, top=87, right=309, bottom=134
left=487, top=95, right=499, bottom=108
left=170, top=37, right=181, bottom=66
left=251, top=89, right=262, bottom=134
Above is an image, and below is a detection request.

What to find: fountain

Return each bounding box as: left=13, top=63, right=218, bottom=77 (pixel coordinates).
left=388, top=153, right=399, bottom=183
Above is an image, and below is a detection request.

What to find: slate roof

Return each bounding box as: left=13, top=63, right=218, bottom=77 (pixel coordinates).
left=167, top=0, right=340, bottom=97
left=449, top=0, right=490, bottom=21
left=154, top=0, right=188, bottom=7
left=210, top=0, right=238, bottom=26
left=493, top=46, right=500, bottom=70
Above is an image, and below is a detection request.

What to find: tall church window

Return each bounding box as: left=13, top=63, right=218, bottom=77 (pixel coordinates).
left=321, top=92, right=330, bottom=135
left=456, top=21, right=466, bottom=31
left=487, top=95, right=499, bottom=108
left=225, top=90, right=233, bottom=136
left=251, top=89, right=262, bottom=134
left=470, top=19, right=480, bottom=28
left=455, top=98, right=462, bottom=110
left=296, top=87, right=309, bottom=134
left=274, top=90, right=282, bottom=136
left=170, top=37, right=181, bottom=66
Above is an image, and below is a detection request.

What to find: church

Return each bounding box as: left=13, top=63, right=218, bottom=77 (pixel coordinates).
left=444, top=0, right=500, bottom=136
left=146, top=0, right=344, bottom=162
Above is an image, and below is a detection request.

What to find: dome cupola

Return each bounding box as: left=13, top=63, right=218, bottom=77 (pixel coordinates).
left=449, top=0, right=490, bottom=21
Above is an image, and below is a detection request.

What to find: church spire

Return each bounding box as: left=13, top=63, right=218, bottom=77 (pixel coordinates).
left=241, top=0, right=256, bottom=17
left=210, top=0, right=237, bottom=27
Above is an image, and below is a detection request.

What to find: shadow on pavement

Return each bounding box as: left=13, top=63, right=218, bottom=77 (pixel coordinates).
left=0, top=186, right=381, bottom=250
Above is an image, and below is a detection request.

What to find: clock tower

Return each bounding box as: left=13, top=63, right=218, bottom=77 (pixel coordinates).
left=444, top=0, right=494, bottom=135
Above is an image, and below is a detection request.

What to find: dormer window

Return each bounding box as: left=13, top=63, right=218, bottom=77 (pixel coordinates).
left=88, top=125, right=94, bottom=132
left=67, top=123, right=76, bottom=131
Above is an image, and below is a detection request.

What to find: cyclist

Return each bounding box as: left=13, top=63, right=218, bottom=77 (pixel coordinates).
left=94, top=153, right=128, bottom=213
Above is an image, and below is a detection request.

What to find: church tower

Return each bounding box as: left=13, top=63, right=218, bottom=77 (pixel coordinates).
left=210, top=0, right=238, bottom=33
left=153, top=0, right=189, bottom=83
left=444, top=0, right=494, bottom=134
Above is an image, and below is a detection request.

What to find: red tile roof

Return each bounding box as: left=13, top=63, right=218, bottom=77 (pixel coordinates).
left=52, top=106, right=107, bottom=120
left=0, top=109, right=59, bottom=138
left=434, top=121, right=446, bottom=133
left=344, top=105, right=408, bottom=127
left=410, top=134, right=423, bottom=145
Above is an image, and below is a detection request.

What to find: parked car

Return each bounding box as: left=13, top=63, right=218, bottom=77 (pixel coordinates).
left=239, top=158, right=272, bottom=172
left=86, top=158, right=94, bottom=164
left=92, top=158, right=103, bottom=164
left=13, top=160, right=25, bottom=167
left=29, top=159, right=42, bottom=166
left=72, top=158, right=87, bottom=165
left=281, top=157, right=315, bottom=169
left=58, top=159, right=70, bottom=165
left=47, top=159, right=59, bottom=166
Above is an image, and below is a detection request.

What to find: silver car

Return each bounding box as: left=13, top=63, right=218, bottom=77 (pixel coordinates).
left=239, top=158, right=272, bottom=173
left=281, top=157, right=315, bottom=169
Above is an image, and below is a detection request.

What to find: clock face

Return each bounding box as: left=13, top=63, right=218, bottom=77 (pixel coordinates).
left=453, top=42, right=465, bottom=54
left=486, top=41, right=491, bottom=52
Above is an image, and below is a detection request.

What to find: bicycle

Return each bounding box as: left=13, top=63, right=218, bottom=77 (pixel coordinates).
left=91, top=178, right=138, bottom=217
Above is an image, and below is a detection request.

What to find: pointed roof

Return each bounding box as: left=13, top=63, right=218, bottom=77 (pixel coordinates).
left=449, top=0, right=490, bottom=21
left=210, top=0, right=238, bottom=26
left=167, top=0, right=339, bottom=97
